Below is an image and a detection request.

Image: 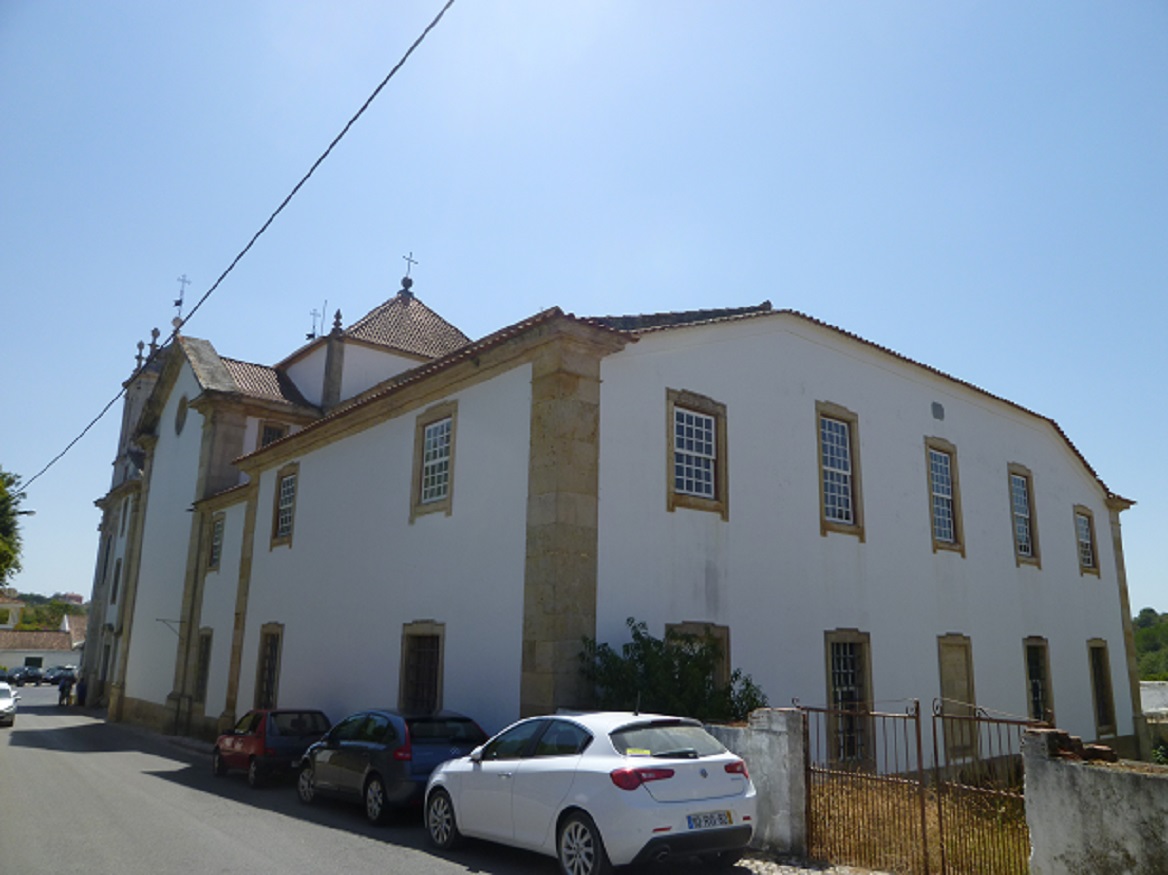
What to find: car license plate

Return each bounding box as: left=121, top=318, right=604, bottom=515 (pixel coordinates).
left=687, top=810, right=733, bottom=830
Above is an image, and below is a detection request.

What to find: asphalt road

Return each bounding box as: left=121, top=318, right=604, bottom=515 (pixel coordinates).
left=0, top=685, right=565, bottom=875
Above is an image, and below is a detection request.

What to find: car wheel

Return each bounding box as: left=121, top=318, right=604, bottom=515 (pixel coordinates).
left=364, top=774, right=387, bottom=824
left=297, top=764, right=316, bottom=804
left=558, top=811, right=612, bottom=875
left=700, top=849, right=746, bottom=868
left=212, top=749, right=227, bottom=777
left=246, top=757, right=262, bottom=788
left=426, top=789, right=464, bottom=850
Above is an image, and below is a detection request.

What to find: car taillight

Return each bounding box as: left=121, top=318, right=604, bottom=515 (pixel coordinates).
left=394, top=724, right=413, bottom=761
left=725, top=759, right=749, bottom=780
left=610, top=767, right=675, bottom=791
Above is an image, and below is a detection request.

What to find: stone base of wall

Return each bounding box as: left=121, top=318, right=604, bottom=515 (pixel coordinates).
left=1024, top=728, right=1168, bottom=875
left=117, top=695, right=175, bottom=735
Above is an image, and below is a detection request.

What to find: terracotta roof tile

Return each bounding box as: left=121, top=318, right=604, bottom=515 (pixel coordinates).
left=344, top=290, right=471, bottom=358
left=0, top=629, right=76, bottom=652
left=586, top=301, right=773, bottom=332
left=220, top=358, right=312, bottom=407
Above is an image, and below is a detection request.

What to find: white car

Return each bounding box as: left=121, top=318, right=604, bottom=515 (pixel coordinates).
left=424, top=711, right=756, bottom=874
left=0, top=682, right=19, bottom=727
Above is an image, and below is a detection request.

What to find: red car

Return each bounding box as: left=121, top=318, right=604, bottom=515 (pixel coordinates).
left=214, top=708, right=331, bottom=787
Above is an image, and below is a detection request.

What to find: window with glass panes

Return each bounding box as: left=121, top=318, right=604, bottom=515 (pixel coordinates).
left=674, top=407, right=716, bottom=498
left=820, top=416, right=854, bottom=523
left=826, top=631, right=872, bottom=765
left=420, top=417, right=452, bottom=504
left=1010, top=472, right=1034, bottom=558
left=929, top=448, right=956, bottom=543
left=208, top=515, right=225, bottom=570
left=275, top=472, right=296, bottom=540
left=1088, top=641, right=1115, bottom=734
left=1075, top=510, right=1096, bottom=571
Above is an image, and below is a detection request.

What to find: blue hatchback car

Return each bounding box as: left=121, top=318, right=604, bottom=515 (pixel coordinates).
left=296, top=709, right=487, bottom=824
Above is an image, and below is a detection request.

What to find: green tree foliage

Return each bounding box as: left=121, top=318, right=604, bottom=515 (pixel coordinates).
left=0, top=468, right=27, bottom=584
left=13, top=598, right=84, bottom=632
left=1133, top=607, right=1168, bottom=680
left=580, top=617, right=768, bottom=723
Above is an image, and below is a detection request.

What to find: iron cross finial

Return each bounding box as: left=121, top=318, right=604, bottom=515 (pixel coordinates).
left=402, top=251, right=419, bottom=278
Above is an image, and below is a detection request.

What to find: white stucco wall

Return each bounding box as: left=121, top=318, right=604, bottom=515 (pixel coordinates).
left=237, top=363, right=534, bottom=734
left=596, top=315, right=1132, bottom=748
left=123, top=365, right=205, bottom=706
left=340, top=344, right=423, bottom=400
left=198, top=500, right=246, bottom=717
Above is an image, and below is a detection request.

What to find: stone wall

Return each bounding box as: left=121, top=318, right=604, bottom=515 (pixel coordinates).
left=1024, top=728, right=1168, bottom=875
left=707, top=708, right=806, bottom=856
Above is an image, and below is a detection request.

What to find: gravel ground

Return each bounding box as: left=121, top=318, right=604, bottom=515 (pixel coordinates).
left=742, top=852, right=882, bottom=874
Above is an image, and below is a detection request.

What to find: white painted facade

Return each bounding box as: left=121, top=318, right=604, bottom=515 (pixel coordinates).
left=597, top=315, right=1132, bottom=741
left=87, top=296, right=1142, bottom=757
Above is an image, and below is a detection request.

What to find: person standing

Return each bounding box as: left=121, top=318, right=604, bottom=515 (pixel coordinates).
left=58, top=673, right=75, bottom=706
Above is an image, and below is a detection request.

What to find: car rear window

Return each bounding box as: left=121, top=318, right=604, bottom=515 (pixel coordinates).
left=270, top=711, right=331, bottom=737
left=406, top=717, right=487, bottom=744
left=610, top=721, right=726, bottom=758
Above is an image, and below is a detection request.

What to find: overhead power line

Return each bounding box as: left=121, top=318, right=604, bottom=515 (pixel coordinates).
left=23, top=0, right=457, bottom=492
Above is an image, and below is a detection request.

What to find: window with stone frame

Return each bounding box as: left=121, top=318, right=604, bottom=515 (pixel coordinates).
left=399, top=621, right=444, bottom=714
left=1074, top=505, right=1099, bottom=576
left=270, top=462, right=299, bottom=548
left=1087, top=639, right=1116, bottom=736
left=925, top=437, right=964, bottom=555
left=824, top=629, right=874, bottom=766
left=110, top=558, right=122, bottom=606
left=259, top=421, right=289, bottom=450
left=666, top=389, right=729, bottom=520
left=410, top=401, right=457, bottom=522
left=1007, top=463, right=1040, bottom=567
left=1024, top=637, right=1054, bottom=724
left=195, top=629, right=213, bottom=704
left=817, top=401, right=864, bottom=540
left=255, top=624, right=283, bottom=710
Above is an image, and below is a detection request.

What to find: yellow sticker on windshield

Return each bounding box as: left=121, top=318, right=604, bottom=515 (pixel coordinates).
left=627, top=748, right=651, bottom=756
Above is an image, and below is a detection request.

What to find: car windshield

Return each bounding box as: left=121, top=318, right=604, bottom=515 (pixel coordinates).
left=406, top=716, right=487, bottom=744
left=610, top=721, right=726, bottom=758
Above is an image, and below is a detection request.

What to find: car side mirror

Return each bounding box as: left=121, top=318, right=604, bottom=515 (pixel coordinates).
left=469, top=746, right=484, bottom=763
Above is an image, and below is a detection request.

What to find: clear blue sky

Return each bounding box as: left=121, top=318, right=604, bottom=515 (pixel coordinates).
left=1, top=1, right=1164, bottom=613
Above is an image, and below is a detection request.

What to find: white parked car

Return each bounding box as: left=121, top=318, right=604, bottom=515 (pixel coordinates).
left=0, top=682, right=19, bottom=727
left=424, top=711, right=756, bottom=874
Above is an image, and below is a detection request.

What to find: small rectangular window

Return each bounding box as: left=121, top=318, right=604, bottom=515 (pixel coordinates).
left=255, top=624, right=283, bottom=710
left=1024, top=638, right=1053, bottom=723
left=1074, top=506, right=1099, bottom=575
left=1007, top=464, right=1040, bottom=566
left=271, top=463, right=299, bottom=548
left=421, top=417, right=453, bottom=503
left=208, top=514, right=225, bottom=571
left=825, top=629, right=873, bottom=767
left=817, top=402, right=863, bottom=540
left=666, top=389, right=728, bottom=520
left=259, top=422, right=288, bottom=449
left=195, top=630, right=213, bottom=704
left=110, top=558, right=122, bottom=606
left=400, top=621, right=444, bottom=714
left=1088, top=639, right=1115, bottom=736
left=411, top=402, right=457, bottom=522
left=925, top=438, right=964, bottom=555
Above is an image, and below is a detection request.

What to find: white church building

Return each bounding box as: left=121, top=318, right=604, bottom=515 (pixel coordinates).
left=82, top=278, right=1148, bottom=758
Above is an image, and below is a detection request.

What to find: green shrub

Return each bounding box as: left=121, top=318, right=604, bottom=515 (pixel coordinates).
left=580, top=617, right=768, bottom=723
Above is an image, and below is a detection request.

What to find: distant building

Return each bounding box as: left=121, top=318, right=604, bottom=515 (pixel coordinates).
left=83, top=279, right=1148, bottom=759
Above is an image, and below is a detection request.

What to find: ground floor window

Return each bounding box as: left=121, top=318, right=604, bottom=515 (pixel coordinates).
left=400, top=621, right=444, bottom=714
left=255, top=623, right=283, bottom=710
left=1024, top=637, right=1053, bottom=723
left=1088, top=639, right=1116, bottom=736
left=825, top=629, right=873, bottom=766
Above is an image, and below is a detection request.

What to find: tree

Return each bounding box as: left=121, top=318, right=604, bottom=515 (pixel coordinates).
left=580, top=617, right=768, bottom=723
left=0, top=468, right=27, bottom=584
left=1133, top=607, right=1168, bottom=681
